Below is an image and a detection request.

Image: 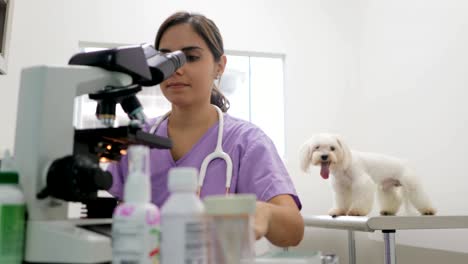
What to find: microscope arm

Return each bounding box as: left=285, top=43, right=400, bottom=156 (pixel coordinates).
left=74, top=66, right=132, bottom=96
left=15, top=65, right=131, bottom=221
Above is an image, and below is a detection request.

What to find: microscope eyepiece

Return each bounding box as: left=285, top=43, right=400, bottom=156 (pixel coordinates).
left=140, top=49, right=186, bottom=87
left=165, top=50, right=186, bottom=69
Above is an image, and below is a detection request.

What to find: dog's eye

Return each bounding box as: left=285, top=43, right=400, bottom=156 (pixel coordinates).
left=314, top=145, right=320, bottom=150
left=330, top=146, right=336, bottom=151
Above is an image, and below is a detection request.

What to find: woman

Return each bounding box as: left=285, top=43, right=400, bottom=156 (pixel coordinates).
left=108, top=11, right=304, bottom=247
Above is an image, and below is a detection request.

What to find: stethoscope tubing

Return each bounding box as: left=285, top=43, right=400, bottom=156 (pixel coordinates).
left=149, top=105, right=233, bottom=196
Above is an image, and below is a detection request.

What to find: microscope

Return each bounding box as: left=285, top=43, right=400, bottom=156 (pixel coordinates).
left=14, top=44, right=185, bottom=263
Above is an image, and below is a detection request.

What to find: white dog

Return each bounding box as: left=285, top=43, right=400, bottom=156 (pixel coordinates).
left=299, top=133, right=436, bottom=216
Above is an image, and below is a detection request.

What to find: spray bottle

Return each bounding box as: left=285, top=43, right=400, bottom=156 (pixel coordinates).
left=112, top=145, right=160, bottom=264
left=0, top=150, right=25, bottom=264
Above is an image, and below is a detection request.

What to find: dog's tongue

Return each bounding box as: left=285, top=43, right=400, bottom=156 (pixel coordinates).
left=320, top=162, right=330, bottom=179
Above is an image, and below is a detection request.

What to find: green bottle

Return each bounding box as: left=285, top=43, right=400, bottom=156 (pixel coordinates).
left=0, top=150, right=25, bottom=264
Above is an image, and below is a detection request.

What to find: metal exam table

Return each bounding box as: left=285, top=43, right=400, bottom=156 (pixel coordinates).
left=303, top=215, right=468, bottom=264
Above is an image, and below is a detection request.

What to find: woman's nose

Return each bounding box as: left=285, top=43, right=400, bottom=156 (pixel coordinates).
left=174, top=64, right=185, bottom=75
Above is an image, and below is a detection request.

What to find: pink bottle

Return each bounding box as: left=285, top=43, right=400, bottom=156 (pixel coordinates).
left=112, top=145, right=160, bottom=264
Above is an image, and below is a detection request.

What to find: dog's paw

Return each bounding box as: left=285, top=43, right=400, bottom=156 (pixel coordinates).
left=328, top=208, right=347, bottom=217
left=347, top=208, right=369, bottom=216
left=380, top=210, right=397, bottom=216
left=419, top=207, right=437, bottom=215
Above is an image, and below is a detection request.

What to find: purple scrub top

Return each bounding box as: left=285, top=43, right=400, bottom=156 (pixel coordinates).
left=107, top=113, right=301, bottom=210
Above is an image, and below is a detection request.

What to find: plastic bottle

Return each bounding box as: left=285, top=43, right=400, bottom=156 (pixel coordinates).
left=160, top=167, right=207, bottom=264
left=0, top=150, right=25, bottom=264
left=112, top=145, right=160, bottom=264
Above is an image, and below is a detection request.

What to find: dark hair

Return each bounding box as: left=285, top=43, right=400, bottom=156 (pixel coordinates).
left=155, top=11, right=230, bottom=112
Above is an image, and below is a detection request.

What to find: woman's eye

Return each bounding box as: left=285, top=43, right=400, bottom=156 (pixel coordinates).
left=330, top=146, right=335, bottom=151
left=186, top=55, right=200, bottom=62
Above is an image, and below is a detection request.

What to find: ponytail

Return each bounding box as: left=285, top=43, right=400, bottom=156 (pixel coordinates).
left=211, top=86, right=230, bottom=112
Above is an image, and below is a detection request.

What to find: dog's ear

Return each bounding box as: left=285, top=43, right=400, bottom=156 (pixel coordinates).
left=335, top=135, right=352, bottom=169
left=299, top=140, right=314, bottom=172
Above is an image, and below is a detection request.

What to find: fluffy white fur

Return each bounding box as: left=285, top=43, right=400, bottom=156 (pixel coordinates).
left=299, top=133, right=436, bottom=216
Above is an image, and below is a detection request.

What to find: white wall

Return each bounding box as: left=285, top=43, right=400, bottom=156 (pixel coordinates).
left=354, top=0, right=468, bottom=254
left=289, top=0, right=468, bottom=263
left=290, top=0, right=468, bottom=263
left=0, top=0, right=293, bottom=153
left=1, top=0, right=468, bottom=263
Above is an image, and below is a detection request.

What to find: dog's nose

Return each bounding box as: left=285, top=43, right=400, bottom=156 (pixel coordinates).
left=321, top=155, right=329, bottom=161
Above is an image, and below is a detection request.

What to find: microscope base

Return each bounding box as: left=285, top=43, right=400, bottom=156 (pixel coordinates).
left=24, top=220, right=111, bottom=263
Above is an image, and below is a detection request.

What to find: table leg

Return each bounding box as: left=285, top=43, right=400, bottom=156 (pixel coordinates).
left=383, top=230, right=396, bottom=264
left=348, top=230, right=356, bottom=264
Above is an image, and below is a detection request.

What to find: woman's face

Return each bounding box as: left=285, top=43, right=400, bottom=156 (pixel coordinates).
left=158, top=23, right=225, bottom=108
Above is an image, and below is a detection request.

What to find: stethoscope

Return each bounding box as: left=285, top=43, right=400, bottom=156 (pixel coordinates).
left=149, top=105, right=233, bottom=196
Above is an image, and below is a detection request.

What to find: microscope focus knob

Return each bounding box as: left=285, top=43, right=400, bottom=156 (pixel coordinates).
left=37, top=155, right=113, bottom=202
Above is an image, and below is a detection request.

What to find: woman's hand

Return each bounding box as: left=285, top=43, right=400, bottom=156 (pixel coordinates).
left=253, top=195, right=304, bottom=247
left=254, top=201, right=273, bottom=240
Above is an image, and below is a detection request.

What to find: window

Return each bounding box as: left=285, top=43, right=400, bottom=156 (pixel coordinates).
left=74, top=43, right=285, bottom=156
left=221, top=52, right=285, bottom=157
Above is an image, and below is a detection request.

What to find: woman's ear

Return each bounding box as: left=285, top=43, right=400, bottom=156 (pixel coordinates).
left=215, top=55, right=227, bottom=77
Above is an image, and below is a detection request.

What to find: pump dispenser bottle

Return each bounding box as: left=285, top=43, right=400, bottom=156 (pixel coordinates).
left=160, top=167, right=207, bottom=264
left=112, top=145, right=160, bottom=264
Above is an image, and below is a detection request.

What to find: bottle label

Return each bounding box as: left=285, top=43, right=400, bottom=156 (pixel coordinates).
left=184, top=221, right=208, bottom=263
left=112, top=205, right=160, bottom=264
left=160, top=216, right=207, bottom=264
left=0, top=205, right=25, bottom=263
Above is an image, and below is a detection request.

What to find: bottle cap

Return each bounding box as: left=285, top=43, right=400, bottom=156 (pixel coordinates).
left=0, top=150, right=19, bottom=184
left=1, top=149, right=16, bottom=172
left=168, top=167, right=198, bottom=192
left=204, top=194, right=256, bottom=215
left=0, top=172, right=19, bottom=184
